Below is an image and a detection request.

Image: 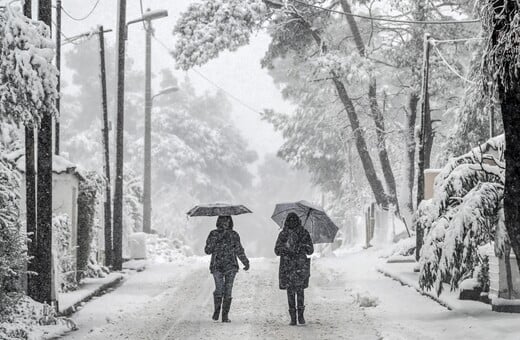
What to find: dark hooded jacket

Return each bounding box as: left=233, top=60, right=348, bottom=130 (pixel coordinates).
left=205, top=217, right=249, bottom=274
left=274, top=213, right=314, bottom=290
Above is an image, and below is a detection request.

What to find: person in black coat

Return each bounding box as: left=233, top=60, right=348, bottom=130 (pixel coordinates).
left=205, top=215, right=249, bottom=323
left=274, top=212, right=314, bottom=325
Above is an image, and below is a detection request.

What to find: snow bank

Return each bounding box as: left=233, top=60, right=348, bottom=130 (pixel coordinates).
left=146, top=234, right=191, bottom=263
left=379, top=237, right=416, bottom=259
left=0, top=297, right=70, bottom=340
left=129, top=232, right=147, bottom=260
left=460, top=278, right=480, bottom=290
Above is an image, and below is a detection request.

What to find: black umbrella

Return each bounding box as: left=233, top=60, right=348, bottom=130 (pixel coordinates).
left=271, top=200, right=339, bottom=244
left=187, top=203, right=252, bottom=217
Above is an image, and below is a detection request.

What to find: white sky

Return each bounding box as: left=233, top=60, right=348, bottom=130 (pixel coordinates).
left=57, top=0, right=293, bottom=169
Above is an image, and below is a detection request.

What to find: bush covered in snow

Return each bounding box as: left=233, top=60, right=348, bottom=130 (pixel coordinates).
left=0, top=140, right=27, bottom=321
left=418, top=135, right=505, bottom=295
left=0, top=296, right=73, bottom=340
left=53, top=214, right=77, bottom=293
left=378, top=237, right=416, bottom=259
left=77, top=171, right=104, bottom=280
left=146, top=234, right=191, bottom=263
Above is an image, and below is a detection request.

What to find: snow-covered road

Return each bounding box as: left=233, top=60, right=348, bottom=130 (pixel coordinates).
left=60, top=249, right=520, bottom=340
left=62, top=257, right=380, bottom=339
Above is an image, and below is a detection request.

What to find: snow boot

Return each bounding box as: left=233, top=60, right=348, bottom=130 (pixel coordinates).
left=212, top=295, right=223, bottom=321
left=297, top=306, right=305, bottom=325
left=222, top=298, right=232, bottom=323
left=289, top=308, right=297, bottom=326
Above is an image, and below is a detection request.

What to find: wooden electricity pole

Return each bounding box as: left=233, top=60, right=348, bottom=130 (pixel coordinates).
left=55, top=0, right=61, bottom=155
left=416, top=33, right=431, bottom=261
left=143, top=17, right=152, bottom=234
left=113, top=0, right=127, bottom=271
left=36, top=0, right=54, bottom=304
left=98, top=25, right=113, bottom=267
left=489, top=104, right=495, bottom=138
left=23, top=0, right=39, bottom=301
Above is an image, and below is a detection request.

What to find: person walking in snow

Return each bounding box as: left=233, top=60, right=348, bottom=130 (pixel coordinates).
left=274, top=212, right=314, bottom=325
left=205, top=215, right=250, bottom=323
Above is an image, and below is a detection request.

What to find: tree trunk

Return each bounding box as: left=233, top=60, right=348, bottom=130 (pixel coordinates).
left=333, top=78, right=390, bottom=208
left=293, top=12, right=391, bottom=208
left=406, top=94, right=419, bottom=216
left=339, top=0, right=399, bottom=211
left=369, top=78, right=399, bottom=212
left=501, top=87, right=520, bottom=277
left=36, top=0, right=54, bottom=304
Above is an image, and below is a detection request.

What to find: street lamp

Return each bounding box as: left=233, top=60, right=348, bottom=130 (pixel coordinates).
left=126, top=8, right=168, bottom=234
left=152, top=86, right=179, bottom=101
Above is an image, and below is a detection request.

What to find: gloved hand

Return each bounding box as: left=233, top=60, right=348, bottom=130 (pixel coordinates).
left=243, top=263, right=250, bottom=271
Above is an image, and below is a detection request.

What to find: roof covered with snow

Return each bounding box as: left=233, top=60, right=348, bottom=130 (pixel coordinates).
left=6, top=152, right=83, bottom=179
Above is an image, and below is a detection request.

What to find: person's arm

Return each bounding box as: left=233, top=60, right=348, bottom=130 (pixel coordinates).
left=274, top=230, right=292, bottom=257
left=299, top=230, right=314, bottom=255
left=233, top=232, right=249, bottom=269
left=204, top=231, right=218, bottom=255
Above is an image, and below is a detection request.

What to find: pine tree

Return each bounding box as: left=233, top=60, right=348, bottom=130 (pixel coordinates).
left=418, top=136, right=505, bottom=295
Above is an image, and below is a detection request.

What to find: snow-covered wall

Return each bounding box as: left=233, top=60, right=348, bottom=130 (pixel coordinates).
left=19, top=172, right=80, bottom=258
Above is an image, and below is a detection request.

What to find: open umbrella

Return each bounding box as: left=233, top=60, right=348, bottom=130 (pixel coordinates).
left=187, top=203, right=252, bottom=217
left=271, top=200, right=339, bottom=244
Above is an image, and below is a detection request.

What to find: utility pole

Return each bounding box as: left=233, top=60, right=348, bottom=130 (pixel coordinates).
left=98, top=25, right=113, bottom=268
left=113, top=0, right=127, bottom=271
left=54, top=0, right=61, bottom=155
left=143, top=13, right=153, bottom=234
left=36, top=0, right=54, bottom=304
left=416, top=33, right=431, bottom=261
left=489, top=104, right=495, bottom=138
left=125, top=8, right=168, bottom=234
left=23, top=0, right=38, bottom=301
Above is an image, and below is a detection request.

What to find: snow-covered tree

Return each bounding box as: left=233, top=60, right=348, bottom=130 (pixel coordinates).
left=481, top=0, right=520, bottom=278
left=0, top=5, right=58, bottom=126
left=418, top=135, right=505, bottom=294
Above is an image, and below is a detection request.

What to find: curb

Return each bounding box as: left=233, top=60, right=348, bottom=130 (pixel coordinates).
left=58, top=275, right=125, bottom=317
left=376, top=266, right=454, bottom=311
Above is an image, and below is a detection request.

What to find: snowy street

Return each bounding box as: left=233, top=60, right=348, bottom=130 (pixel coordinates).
left=60, top=249, right=520, bottom=340
left=62, top=256, right=379, bottom=340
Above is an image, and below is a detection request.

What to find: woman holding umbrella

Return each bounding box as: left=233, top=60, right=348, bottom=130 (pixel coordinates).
left=275, top=212, right=314, bottom=325
left=205, top=215, right=250, bottom=323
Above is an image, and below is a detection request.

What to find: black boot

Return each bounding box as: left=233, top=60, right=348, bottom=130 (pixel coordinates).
left=212, top=295, right=222, bottom=321
left=289, top=308, right=297, bottom=326
left=297, top=306, right=305, bottom=325
left=221, top=298, right=232, bottom=323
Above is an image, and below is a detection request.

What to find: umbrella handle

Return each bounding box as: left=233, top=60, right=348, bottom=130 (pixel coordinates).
left=303, top=209, right=312, bottom=227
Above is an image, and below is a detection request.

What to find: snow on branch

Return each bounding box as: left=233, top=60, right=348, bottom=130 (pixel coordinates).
left=0, top=5, right=58, bottom=126
left=418, top=135, right=505, bottom=295
left=173, top=0, right=269, bottom=70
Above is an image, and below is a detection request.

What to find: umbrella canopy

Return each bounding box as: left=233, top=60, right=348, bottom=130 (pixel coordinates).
left=187, top=203, right=252, bottom=217
left=271, top=200, right=339, bottom=244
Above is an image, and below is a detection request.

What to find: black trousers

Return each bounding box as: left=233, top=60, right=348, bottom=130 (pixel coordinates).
left=287, top=288, right=304, bottom=310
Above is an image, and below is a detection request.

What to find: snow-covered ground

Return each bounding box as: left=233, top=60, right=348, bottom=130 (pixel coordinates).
left=58, top=247, right=520, bottom=340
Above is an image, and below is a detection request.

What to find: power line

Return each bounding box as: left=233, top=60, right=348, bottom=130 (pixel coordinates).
left=431, top=43, right=476, bottom=85
left=61, top=0, right=101, bottom=22
left=139, top=0, right=146, bottom=30
left=290, top=0, right=480, bottom=25
left=151, top=34, right=263, bottom=115
left=190, top=68, right=263, bottom=115
left=52, top=20, right=81, bottom=45
left=432, top=37, right=484, bottom=44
